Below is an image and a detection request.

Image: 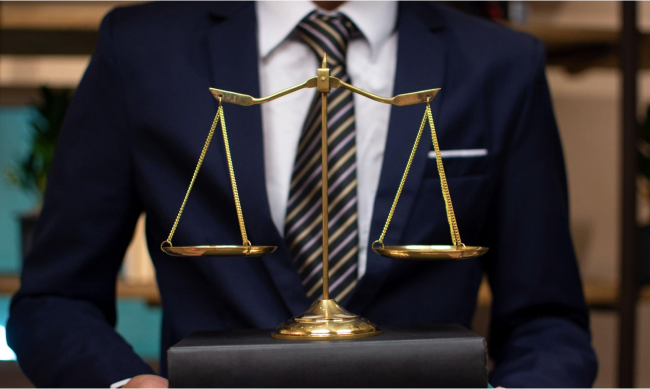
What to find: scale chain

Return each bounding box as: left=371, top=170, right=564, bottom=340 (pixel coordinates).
left=373, top=101, right=462, bottom=249
left=426, top=104, right=462, bottom=246
left=375, top=104, right=427, bottom=246
left=219, top=103, right=250, bottom=246
left=163, top=103, right=249, bottom=250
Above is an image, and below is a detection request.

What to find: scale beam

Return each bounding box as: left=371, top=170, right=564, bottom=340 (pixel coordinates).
left=210, top=77, right=440, bottom=107
left=331, top=78, right=440, bottom=106
left=210, top=77, right=318, bottom=106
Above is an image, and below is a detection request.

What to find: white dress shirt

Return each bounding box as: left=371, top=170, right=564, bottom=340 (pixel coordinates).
left=257, top=1, right=398, bottom=279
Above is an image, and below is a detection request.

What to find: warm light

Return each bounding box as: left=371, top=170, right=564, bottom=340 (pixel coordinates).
left=311, top=329, right=331, bottom=335
left=0, top=326, right=16, bottom=361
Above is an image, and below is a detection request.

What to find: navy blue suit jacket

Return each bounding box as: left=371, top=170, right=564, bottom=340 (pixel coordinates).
left=8, top=2, right=597, bottom=387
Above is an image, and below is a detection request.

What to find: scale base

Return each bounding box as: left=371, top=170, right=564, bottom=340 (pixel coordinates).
left=271, top=299, right=382, bottom=340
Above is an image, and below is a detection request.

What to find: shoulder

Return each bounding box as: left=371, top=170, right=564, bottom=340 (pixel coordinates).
left=104, top=1, right=247, bottom=29
left=408, top=3, right=546, bottom=91
left=433, top=3, right=544, bottom=65
left=102, top=2, right=203, bottom=33
left=96, top=2, right=251, bottom=55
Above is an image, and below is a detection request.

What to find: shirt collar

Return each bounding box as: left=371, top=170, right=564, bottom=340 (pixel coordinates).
left=256, top=1, right=398, bottom=60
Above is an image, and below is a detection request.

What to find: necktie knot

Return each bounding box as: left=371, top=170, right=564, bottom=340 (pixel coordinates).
left=297, top=11, right=357, bottom=67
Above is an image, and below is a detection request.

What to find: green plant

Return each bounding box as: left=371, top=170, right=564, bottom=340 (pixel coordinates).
left=6, top=86, right=71, bottom=200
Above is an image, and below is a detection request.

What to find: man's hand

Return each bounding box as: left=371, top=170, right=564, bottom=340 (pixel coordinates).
left=123, top=375, right=168, bottom=388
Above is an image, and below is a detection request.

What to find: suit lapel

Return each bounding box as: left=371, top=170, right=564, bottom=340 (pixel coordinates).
left=206, top=4, right=309, bottom=316
left=347, top=3, right=448, bottom=312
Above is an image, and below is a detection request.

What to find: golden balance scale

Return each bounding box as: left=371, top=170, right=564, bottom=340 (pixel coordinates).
left=160, top=55, right=488, bottom=340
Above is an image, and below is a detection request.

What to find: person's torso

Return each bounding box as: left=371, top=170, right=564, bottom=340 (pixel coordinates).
left=105, top=2, right=539, bottom=372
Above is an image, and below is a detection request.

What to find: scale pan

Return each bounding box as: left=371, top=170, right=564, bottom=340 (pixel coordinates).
left=373, top=245, right=488, bottom=260
left=162, top=245, right=277, bottom=257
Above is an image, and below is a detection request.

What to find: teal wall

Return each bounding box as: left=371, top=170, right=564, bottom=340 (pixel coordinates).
left=115, top=299, right=162, bottom=359
left=0, top=107, right=38, bottom=274
left=0, top=296, right=162, bottom=361
left=0, top=107, right=161, bottom=361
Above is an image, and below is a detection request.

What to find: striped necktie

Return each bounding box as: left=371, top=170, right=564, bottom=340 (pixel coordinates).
left=285, top=11, right=359, bottom=303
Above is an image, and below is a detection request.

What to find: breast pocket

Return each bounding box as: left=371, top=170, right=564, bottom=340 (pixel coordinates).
left=424, top=149, right=489, bottom=178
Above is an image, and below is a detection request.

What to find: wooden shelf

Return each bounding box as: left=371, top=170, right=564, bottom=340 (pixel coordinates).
left=116, top=279, right=161, bottom=305
left=2, top=3, right=649, bottom=73
left=0, top=1, right=139, bottom=56
left=478, top=278, right=650, bottom=308
left=504, top=23, right=650, bottom=72
left=0, top=2, right=142, bottom=30
left=0, top=56, right=90, bottom=92
left=2, top=274, right=648, bottom=309
left=509, top=24, right=620, bottom=48
left=2, top=28, right=646, bottom=102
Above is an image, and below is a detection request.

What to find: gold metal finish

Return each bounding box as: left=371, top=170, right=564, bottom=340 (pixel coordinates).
left=210, top=77, right=439, bottom=107
left=375, top=105, right=428, bottom=247
left=161, top=101, right=277, bottom=257
left=427, top=103, right=461, bottom=246
left=271, top=299, right=383, bottom=340
left=270, top=56, right=383, bottom=340
left=317, top=54, right=330, bottom=92
left=161, top=245, right=277, bottom=257
left=210, top=78, right=318, bottom=106
left=218, top=101, right=249, bottom=246
left=164, top=52, right=488, bottom=339
left=319, top=60, right=331, bottom=300
left=371, top=101, right=488, bottom=260
left=164, top=111, right=220, bottom=245
left=330, top=77, right=440, bottom=106
left=372, top=244, right=488, bottom=260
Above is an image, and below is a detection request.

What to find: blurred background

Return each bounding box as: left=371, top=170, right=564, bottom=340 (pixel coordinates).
left=1, top=1, right=650, bottom=387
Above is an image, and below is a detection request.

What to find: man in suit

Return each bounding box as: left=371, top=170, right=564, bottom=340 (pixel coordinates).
left=8, top=2, right=597, bottom=387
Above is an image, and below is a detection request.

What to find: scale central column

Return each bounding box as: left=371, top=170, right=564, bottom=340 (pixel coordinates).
left=271, top=55, right=382, bottom=339
left=318, top=61, right=331, bottom=301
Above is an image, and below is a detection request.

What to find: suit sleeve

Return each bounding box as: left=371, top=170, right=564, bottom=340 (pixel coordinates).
left=485, top=39, right=598, bottom=387
left=7, top=11, right=155, bottom=387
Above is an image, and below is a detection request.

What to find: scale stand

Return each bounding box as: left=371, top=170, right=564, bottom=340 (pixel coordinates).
left=160, top=54, right=488, bottom=340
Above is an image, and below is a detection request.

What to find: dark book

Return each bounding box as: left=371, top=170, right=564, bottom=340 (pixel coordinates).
left=168, top=325, right=487, bottom=388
